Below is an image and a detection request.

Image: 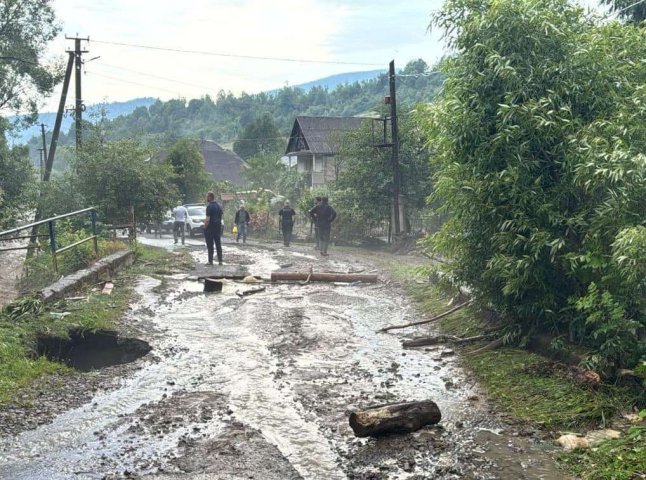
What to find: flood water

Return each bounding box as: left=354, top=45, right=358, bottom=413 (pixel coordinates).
left=0, top=237, right=564, bottom=479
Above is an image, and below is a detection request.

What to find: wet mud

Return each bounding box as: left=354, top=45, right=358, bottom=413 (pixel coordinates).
left=0, top=237, right=565, bottom=479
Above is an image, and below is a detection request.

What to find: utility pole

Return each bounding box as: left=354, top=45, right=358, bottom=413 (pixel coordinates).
left=66, top=35, right=89, bottom=148
left=40, top=123, right=48, bottom=170
left=29, top=52, right=74, bottom=252
left=388, top=60, right=402, bottom=235
left=38, top=149, right=44, bottom=181
left=44, top=52, right=74, bottom=182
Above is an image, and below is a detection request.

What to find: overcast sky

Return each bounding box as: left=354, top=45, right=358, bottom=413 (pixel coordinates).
left=43, top=0, right=604, bottom=111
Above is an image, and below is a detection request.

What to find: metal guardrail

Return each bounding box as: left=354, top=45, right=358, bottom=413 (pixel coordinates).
left=0, top=207, right=98, bottom=273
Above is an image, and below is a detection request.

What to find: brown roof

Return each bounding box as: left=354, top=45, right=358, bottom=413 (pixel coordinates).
left=200, top=140, right=247, bottom=186
left=285, top=116, right=367, bottom=156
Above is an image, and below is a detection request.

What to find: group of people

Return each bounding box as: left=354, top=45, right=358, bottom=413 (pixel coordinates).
left=171, top=191, right=337, bottom=266
left=278, top=196, right=336, bottom=255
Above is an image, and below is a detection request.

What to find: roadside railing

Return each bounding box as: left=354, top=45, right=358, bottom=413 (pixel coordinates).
left=0, top=207, right=99, bottom=273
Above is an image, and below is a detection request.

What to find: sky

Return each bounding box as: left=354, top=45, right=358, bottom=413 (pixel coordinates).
left=42, top=0, right=445, bottom=111
left=43, top=0, right=605, bottom=112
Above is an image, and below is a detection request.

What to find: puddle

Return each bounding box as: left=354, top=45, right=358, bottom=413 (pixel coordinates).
left=0, top=241, right=563, bottom=479
left=37, top=330, right=152, bottom=372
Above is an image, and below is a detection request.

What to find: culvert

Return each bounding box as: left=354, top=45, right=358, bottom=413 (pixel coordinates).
left=37, top=329, right=152, bottom=371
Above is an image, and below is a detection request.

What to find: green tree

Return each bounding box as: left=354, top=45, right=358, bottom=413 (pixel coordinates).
left=0, top=0, right=62, bottom=121
left=423, top=0, right=646, bottom=370
left=233, top=113, right=283, bottom=160
left=0, top=120, right=35, bottom=227
left=241, top=152, right=286, bottom=191
left=73, top=129, right=178, bottom=226
left=166, top=138, right=209, bottom=204
left=336, top=117, right=432, bottom=226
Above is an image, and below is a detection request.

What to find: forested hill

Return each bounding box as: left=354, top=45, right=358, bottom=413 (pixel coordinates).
left=28, top=59, right=443, bottom=156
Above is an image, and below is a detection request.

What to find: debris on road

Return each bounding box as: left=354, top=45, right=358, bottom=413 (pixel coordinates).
left=349, top=400, right=442, bottom=437
left=235, top=286, right=266, bottom=297
left=378, top=300, right=472, bottom=332
left=270, top=271, right=378, bottom=283
left=402, top=334, right=491, bottom=348
left=101, top=281, right=114, bottom=295
left=203, top=278, right=223, bottom=293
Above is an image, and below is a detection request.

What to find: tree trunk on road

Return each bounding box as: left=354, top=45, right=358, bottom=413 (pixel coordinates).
left=349, top=400, right=441, bottom=437
left=270, top=272, right=378, bottom=283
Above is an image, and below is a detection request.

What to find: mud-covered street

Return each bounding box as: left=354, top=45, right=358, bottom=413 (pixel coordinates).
left=0, top=238, right=564, bottom=479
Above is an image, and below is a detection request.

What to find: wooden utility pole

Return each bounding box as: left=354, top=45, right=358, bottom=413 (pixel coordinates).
left=40, top=123, right=48, bottom=168
left=389, top=60, right=402, bottom=235
left=66, top=35, right=89, bottom=148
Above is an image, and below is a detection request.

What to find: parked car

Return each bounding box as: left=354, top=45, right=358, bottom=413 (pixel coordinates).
left=161, top=210, right=174, bottom=233
left=185, top=204, right=206, bottom=237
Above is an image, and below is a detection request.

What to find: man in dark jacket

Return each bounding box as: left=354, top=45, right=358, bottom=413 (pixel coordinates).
left=278, top=200, right=296, bottom=247
left=204, top=191, right=223, bottom=265
left=234, top=204, right=250, bottom=243
left=313, top=196, right=336, bottom=256
left=308, top=196, right=322, bottom=250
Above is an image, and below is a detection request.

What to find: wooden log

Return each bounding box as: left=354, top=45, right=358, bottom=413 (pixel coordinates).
left=349, top=400, right=441, bottom=437
left=270, top=272, right=378, bottom=283
left=402, top=334, right=491, bottom=348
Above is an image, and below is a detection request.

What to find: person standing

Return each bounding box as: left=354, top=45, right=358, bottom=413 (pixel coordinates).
left=172, top=204, right=188, bottom=245
left=314, top=196, right=336, bottom=256
left=278, top=200, right=296, bottom=247
left=204, top=191, right=223, bottom=265
left=234, top=204, right=250, bottom=243
left=308, top=196, right=322, bottom=250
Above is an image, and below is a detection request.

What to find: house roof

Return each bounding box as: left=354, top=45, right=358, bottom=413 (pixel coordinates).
left=285, top=116, right=367, bottom=156
left=200, top=140, right=247, bottom=186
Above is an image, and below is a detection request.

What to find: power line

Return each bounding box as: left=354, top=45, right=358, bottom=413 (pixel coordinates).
left=609, top=0, right=646, bottom=17
left=86, top=71, right=183, bottom=95
left=91, top=39, right=383, bottom=66
left=93, top=62, right=219, bottom=92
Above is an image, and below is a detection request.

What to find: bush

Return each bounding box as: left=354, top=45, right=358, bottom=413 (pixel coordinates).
left=422, top=0, right=646, bottom=370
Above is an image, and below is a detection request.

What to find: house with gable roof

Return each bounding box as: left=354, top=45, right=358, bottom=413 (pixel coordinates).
left=284, top=116, right=368, bottom=188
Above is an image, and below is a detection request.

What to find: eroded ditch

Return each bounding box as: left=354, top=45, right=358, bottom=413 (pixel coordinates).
left=0, top=239, right=565, bottom=479
left=37, top=329, right=152, bottom=372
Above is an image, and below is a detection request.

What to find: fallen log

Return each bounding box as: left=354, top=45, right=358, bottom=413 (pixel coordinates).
left=349, top=400, right=441, bottom=437
left=378, top=300, right=472, bottom=333
left=270, top=272, right=378, bottom=283
left=402, top=333, right=491, bottom=348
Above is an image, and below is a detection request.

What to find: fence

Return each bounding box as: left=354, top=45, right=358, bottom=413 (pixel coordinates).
left=0, top=207, right=135, bottom=274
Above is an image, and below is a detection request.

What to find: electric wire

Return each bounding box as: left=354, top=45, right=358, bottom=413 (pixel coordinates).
left=608, top=0, right=646, bottom=17
left=90, top=39, right=383, bottom=67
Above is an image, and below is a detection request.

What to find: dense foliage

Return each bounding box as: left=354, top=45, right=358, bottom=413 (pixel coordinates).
left=233, top=113, right=283, bottom=160
left=0, top=0, right=62, bottom=121
left=165, top=138, right=209, bottom=204
left=0, top=120, right=35, bottom=227
left=421, top=0, right=646, bottom=372
left=336, top=115, right=433, bottom=226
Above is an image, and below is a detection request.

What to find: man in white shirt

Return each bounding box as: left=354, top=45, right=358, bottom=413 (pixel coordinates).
left=173, top=205, right=188, bottom=245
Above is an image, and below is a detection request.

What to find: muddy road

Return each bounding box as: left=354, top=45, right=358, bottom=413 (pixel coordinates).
left=0, top=237, right=563, bottom=479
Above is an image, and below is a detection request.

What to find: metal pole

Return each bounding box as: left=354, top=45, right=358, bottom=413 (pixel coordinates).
left=389, top=60, right=402, bottom=235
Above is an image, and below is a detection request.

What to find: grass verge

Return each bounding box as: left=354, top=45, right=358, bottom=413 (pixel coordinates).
left=379, top=258, right=645, bottom=479
left=0, top=244, right=193, bottom=404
